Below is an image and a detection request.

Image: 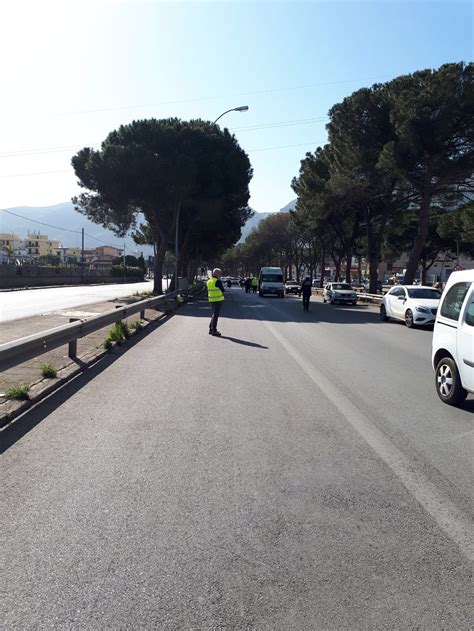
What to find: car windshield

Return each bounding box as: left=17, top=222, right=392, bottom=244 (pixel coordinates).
left=332, top=283, right=353, bottom=290
left=286, top=280, right=298, bottom=285
left=407, top=288, right=441, bottom=299
left=262, top=274, right=283, bottom=282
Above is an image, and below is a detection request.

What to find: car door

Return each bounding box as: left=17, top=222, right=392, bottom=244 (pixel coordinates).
left=457, top=286, right=474, bottom=392
left=325, top=283, right=331, bottom=301
left=390, top=287, right=404, bottom=318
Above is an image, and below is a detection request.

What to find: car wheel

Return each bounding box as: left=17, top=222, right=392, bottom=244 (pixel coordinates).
left=380, top=305, right=389, bottom=322
left=323, top=297, right=326, bottom=303
left=435, top=357, right=467, bottom=405
left=405, top=309, right=415, bottom=328
left=351, top=301, right=357, bottom=305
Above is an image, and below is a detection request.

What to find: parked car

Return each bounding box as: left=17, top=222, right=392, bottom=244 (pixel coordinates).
left=432, top=270, right=474, bottom=405
left=285, top=280, right=300, bottom=294
left=230, top=277, right=240, bottom=286
left=323, top=282, right=358, bottom=305
left=312, top=278, right=321, bottom=287
left=380, top=285, right=441, bottom=327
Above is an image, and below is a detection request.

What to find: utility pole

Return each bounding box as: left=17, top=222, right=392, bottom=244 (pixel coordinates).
left=123, top=240, right=126, bottom=284
left=81, top=228, right=85, bottom=284
left=174, top=204, right=180, bottom=292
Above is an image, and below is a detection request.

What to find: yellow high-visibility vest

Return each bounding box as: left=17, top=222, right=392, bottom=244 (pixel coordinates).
left=251, top=277, right=258, bottom=286
left=207, top=277, right=224, bottom=303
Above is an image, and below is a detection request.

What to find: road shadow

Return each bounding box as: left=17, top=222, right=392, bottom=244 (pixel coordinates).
left=180, top=291, right=382, bottom=326
left=0, top=314, right=172, bottom=453
left=219, top=336, right=268, bottom=349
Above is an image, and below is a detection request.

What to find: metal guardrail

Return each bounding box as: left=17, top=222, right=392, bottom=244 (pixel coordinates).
left=0, top=284, right=204, bottom=372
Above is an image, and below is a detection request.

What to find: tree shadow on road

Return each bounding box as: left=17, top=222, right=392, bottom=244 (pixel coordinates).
left=1, top=314, right=173, bottom=453
left=182, top=291, right=382, bottom=326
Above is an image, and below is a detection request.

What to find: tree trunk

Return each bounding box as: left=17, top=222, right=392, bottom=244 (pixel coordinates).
left=403, top=190, right=432, bottom=284
left=420, top=257, right=427, bottom=285
left=152, top=235, right=168, bottom=294
left=320, top=246, right=325, bottom=288
left=334, top=257, right=341, bottom=281
left=345, top=248, right=352, bottom=283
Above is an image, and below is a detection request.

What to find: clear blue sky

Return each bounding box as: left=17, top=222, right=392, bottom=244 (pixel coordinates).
left=0, top=0, right=472, bottom=215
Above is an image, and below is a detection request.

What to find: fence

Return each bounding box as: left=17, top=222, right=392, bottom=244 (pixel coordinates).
left=0, top=284, right=204, bottom=372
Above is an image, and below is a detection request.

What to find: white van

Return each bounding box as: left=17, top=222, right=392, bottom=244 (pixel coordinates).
left=432, top=270, right=474, bottom=405
left=258, top=267, right=285, bottom=298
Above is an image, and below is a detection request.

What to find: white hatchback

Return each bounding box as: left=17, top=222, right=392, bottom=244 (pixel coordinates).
left=432, top=270, right=474, bottom=405
left=323, top=282, right=358, bottom=305
left=380, top=285, right=441, bottom=327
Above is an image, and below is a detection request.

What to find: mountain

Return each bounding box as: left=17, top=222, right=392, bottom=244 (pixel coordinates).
left=1, top=197, right=298, bottom=251
left=238, top=199, right=297, bottom=243
left=0, top=202, right=153, bottom=255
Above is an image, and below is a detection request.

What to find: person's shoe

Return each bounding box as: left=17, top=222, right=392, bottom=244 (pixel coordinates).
left=211, top=331, right=222, bottom=336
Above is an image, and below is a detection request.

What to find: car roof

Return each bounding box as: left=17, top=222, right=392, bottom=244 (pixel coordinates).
left=394, top=285, right=440, bottom=289
left=444, top=270, right=474, bottom=284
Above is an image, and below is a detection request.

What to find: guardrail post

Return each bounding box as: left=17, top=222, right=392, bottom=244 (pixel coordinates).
left=140, top=309, right=146, bottom=319
left=68, top=318, right=79, bottom=359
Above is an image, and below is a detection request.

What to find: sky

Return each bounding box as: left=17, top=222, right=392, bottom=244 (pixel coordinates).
left=0, top=0, right=472, bottom=218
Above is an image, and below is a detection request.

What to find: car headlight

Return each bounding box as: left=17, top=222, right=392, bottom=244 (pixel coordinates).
left=415, top=305, right=429, bottom=313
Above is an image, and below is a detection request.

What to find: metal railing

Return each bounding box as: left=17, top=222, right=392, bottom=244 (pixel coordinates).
left=0, top=284, right=204, bottom=372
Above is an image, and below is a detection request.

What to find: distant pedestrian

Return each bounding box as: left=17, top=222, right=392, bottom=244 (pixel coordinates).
left=300, top=276, right=312, bottom=311
left=244, top=277, right=251, bottom=293
left=251, top=276, right=258, bottom=293
left=207, top=268, right=225, bottom=336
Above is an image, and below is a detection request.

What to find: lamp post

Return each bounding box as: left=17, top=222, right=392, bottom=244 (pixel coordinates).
left=173, top=105, right=249, bottom=292
left=213, top=105, right=249, bottom=125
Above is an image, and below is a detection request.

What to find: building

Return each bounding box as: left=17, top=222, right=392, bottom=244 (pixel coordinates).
left=83, top=245, right=123, bottom=270
left=57, top=247, right=82, bottom=264
left=25, top=231, right=62, bottom=257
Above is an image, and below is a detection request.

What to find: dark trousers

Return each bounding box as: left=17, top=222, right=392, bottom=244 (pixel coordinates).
left=209, top=301, right=222, bottom=332
left=302, top=295, right=310, bottom=310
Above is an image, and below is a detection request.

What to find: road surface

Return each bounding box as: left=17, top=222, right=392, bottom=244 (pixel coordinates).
left=0, top=279, right=167, bottom=322
left=2, top=288, right=473, bottom=629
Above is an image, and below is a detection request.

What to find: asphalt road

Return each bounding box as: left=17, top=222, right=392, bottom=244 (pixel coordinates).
left=0, top=279, right=161, bottom=322
left=2, top=288, right=473, bottom=629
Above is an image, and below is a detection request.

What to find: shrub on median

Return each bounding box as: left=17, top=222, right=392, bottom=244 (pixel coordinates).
left=40, top=363, right=57, bottom=378
left=6, top=384, right=30, bottom=400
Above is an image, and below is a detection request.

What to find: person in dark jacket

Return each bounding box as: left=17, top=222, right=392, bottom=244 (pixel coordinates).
left=299, top=276, right=312, bottom=311
left=244, top=277, right=251, bottom=293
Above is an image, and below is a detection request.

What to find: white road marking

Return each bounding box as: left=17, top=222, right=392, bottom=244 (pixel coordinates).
left=261, top=318, right=474, bottom=561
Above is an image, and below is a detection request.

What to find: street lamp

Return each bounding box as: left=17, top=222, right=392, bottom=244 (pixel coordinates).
left=213, top=105, right=249, bottom=124
left=173, top=105, right=249, bottom=292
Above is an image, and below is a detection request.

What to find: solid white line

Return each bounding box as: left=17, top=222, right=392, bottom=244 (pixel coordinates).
left=261, top=318, right=474, bottom=562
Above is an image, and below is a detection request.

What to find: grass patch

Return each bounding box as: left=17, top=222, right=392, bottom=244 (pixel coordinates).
left=6, top=384, right=30, bottom=400
left=133, top=290, right=154, bottom=297
left=129, top=319, right=144, bottom=331
left=104, top=321, right=130, bottom=348
left=40, top=363, right=57, bottom=378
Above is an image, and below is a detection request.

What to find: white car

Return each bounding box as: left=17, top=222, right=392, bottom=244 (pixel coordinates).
left=432, top=270, right=474, bottom=405
left=380, top=285, right=441, bottom=327
left=323, top=282, right=358, bottom=305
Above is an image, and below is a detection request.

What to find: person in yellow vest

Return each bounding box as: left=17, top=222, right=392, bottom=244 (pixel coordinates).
left=207, top=268, right=225, bottom=336
left=251, top=276, right=258, bottom=293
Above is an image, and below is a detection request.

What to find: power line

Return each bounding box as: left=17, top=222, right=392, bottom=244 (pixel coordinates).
left=57, top=76, right=386, bottom=116
left=0, top=208, right=123, bottom=248
left=0, top=117, right=329, bottom=159
left=249, top=140, right=326, bottom=152
left=0, top=208, right=81, bottom=233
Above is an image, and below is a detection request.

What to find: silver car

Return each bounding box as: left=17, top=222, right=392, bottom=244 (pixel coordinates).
left=323, top=282, right=358, bottom=305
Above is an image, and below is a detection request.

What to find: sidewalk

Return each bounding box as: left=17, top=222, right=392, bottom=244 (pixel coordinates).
left=0, top=296, right=166, bottom=395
